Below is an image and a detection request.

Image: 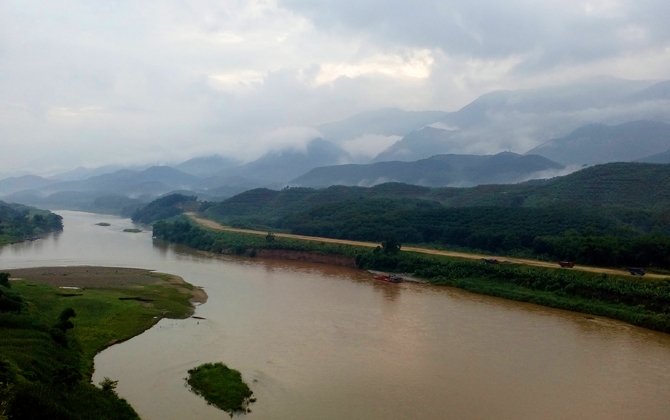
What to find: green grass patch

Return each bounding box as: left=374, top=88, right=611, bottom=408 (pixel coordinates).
left=95, top=222, right=111, bottom=226
left=0, top=268, right=199, bottom=419
left=186, top=363, right=255, bottom=416
left=149, top=272, right=174, bottom=282
left=122, top=228, right=142, bottom=233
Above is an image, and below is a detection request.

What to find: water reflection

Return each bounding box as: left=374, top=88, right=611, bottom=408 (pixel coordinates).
left=370, top=281, right=401, bottom=301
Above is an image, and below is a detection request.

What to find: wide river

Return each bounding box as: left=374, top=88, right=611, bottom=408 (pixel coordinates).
left=2, top=211, right=670, bottom=419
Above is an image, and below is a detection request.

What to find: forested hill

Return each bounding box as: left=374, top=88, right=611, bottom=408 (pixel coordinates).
left=194, top=162, right=670, bottom=269
left=0, top=202, right=63, bottom=245
left=204, top=162, right=670, bottom=222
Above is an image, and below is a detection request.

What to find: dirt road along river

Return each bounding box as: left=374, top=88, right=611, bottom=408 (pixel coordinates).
left=186, top=213, right=668, bottom=279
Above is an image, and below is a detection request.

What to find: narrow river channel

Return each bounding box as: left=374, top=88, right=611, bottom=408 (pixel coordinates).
left=2, top=211, right=670, bottom=420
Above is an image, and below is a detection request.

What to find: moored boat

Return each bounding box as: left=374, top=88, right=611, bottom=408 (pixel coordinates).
left=373, top=274, right=403, bottom=283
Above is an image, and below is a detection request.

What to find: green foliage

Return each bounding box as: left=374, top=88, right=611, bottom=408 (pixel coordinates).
left=99, top=377, right=119, bottom=394
left=0, top=382, right=12, bottom=420
left=54, top=308, right=76, bottom=333
left=204, top=163, right=670, bottom=227
left=0, top=276, right=22, bottom=314
left=265, top=231, right=275, bottom=242
left=381, top=234, right=401, bottom=255
left=0, top=274, right=9, bottom=289
left=0, top=273, right=198, bottom=419
left=0, top=202, right=63, bottom=246
left=153, top=218, right=362, bottom=257
left=199, top=177, right=670, bottom=269
left=131, top=193, right=197, bottom=224
left=272, top=198, right=670, bottom=268
left=186, top=362, right=254, bottom=415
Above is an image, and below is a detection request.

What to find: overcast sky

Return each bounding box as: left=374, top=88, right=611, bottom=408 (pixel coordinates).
left=1, top=0, right=669, bottom=173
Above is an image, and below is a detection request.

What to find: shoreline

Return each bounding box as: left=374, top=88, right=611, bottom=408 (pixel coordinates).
left=5, top=266, right=208, bottom=376
left=155, top=217, right=670, bottom=334
left=1, top=265, right=210, bottom=419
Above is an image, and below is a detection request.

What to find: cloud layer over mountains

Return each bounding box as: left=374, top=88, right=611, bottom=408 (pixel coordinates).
left=1, top=0, right=670, bottom=173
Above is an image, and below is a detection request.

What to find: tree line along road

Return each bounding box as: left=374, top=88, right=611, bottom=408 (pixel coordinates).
left=185, top=213, right=669, bottom=280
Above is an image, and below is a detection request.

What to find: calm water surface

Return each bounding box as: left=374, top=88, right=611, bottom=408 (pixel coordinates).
left=2, top=211, right=670, bottom=420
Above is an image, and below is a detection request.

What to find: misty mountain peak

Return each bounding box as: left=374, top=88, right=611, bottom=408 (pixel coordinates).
left=527, top=120, right=670, bottom=165
left=372, top=126, right=460, bottom=163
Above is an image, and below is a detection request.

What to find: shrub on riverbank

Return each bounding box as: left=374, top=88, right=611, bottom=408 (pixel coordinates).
left=186, top=363, right=255, bottom=415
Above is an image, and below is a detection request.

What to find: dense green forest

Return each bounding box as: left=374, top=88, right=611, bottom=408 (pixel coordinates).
left=152, top=219, right=670, bottom=333
left=274, top=199, right=670, bottom=268
left=139, top=162, right=670, bottom=269
left=204, top=162, right=670, bottom=217
left=0, top=202, right=63, bottom=246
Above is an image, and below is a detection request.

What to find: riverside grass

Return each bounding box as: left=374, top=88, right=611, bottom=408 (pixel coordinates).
left=0, top=267, right=200, bottom=419
left=154, top=217, right=670, bottom=333
left=186, top=362, right=255, bottom=415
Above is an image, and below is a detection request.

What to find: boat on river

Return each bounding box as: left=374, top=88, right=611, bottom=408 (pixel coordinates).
left=373, top=274, right=403, bottom=283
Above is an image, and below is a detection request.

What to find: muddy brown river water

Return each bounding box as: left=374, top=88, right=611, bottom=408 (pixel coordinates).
left=2, top=211, right=670, bottom=419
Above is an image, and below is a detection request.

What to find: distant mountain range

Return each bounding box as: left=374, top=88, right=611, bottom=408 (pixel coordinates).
left=526, top=121, right=670, bottom=165
left=174, top=155, right=241, bottom=178
left=217, top=138, right=350, bottom=183
left=371, top=127, right=459, bottom=162
left=3, top=77, right=670, bottom=216
left=637, top=149, right=670, bottom=164
left=323, top=78, right=670, bottom=160
left=291, top=152, right=564, bottom=188
left=49, top=164, right=151, bottom=182
left=0, top=175, right=58, bottom=196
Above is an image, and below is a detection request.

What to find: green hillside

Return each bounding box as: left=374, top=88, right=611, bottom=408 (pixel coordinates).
left=205, top=162, right=670, bottom=221
left=197, top=162, right=670, bottom=268
left=0, top=202, right=63, bottom=246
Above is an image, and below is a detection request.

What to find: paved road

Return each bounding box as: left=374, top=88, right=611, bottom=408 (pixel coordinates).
left=187, top=213, right=668, bottom=280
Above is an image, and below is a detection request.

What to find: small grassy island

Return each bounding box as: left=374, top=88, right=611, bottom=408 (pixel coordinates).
left=122, top=228, right=142, bottom=233
left=0, top=266, right=206, bottom=419
left=186, top=362, right=255, bottom=416
left=95, top=222, right=111, bottom=226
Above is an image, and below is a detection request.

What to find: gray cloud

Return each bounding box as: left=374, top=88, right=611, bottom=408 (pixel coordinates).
left=0, top=0, right=669, bottom=174
left=279, top=0, right=670, bottom=66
